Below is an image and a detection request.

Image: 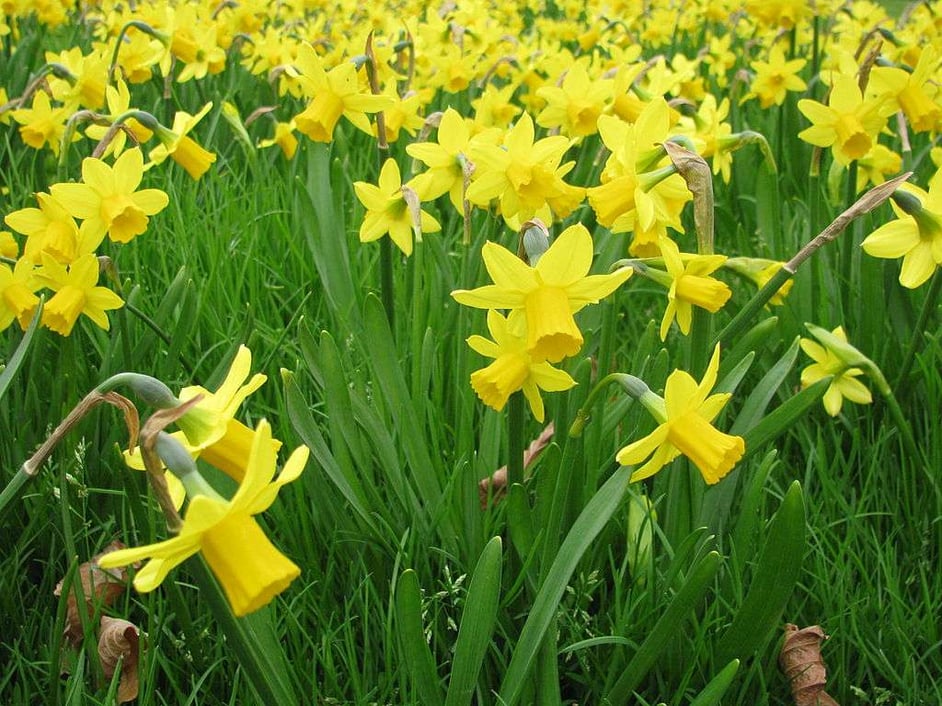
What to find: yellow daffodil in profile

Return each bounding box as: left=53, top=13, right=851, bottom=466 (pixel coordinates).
left=50, top=148, right=169, bottom=244
left=99, top=421, right=308, bottom=617
left=467, top=310, right=576, bottom=422
left=870, top=47, right=942, bottom=134
left=452, top=223, right=632, bottom=363
left=797, top=75, right=887, bottom=166
left=723, top=257, right=794, bottom=306
left=0, top=258, right=42, bottom=331
left=354, top=158, right=441, bottom=256
left=126, top=345, right=279, bottom=484
left=37, top=253, right=124, bottom=336
left=655, top=237, right=731, bottom=340
left=800, top=325, right=872, bottom=417
left=861, top=184, right=942, bottom=289
left=536, top=61, right=613, bottom=138
left=150, top=103, right=217, bottom=179
left=617, top=346, right=743, bottom=484
left=258, top=120, right=299, bottom=159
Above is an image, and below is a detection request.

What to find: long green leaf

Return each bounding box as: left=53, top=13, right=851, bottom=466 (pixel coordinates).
left=715, top=480, right=806, bottom=665
left=444, top=537, right=502, bottom=706
left=606, top=551, right=722, bottom=702
left=396, top=569, right=445, bottom=706
left=730, top=336, right=800, bottom=436
left=688, top=659, right=740, bottom=706
left=742, top=379, right=829, bottom=460
left=498, top=466, right=632, bottom=706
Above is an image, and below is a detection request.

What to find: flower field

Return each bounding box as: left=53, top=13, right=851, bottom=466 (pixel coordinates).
left=0, top=0, right=940, bottom=703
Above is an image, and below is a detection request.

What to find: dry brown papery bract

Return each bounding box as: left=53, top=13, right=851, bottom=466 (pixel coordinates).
left=479, top=423, right=555, bottom=509
left=779, top=623, right=840, bottom=706
left=98, top=616, right=140, bottom=703
left=54, top=541, right=129, bottom=646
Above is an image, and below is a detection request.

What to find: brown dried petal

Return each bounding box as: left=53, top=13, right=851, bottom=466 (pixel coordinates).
left=98, top=616, right=140, bottom=704
left=54, top=542, right=129, bottom=646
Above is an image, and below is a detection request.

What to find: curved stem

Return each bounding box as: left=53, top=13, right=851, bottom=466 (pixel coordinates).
left=894, top=267, right=941, bottom=391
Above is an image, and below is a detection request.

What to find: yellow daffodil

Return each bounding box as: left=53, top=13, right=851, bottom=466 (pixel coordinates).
left=800, top=326, right=873, bottom=416
left=37, top=253, right=124, bottom=336
left=797, top=75, right=888, bottom=165
left=99, top=421, right=308, bottom=617
left=870, top=47, right=942, bottom=133
left=0, top=258, right=41, bottom=331
left=50, top=148, right=169, bottom=244
left=536, top=61, right=613, bottom=138
left=149, top=103, right=217, bottom=179
left=0, top=231, right=17, bottom=258
left=655, top=237, right=731, bottom=340
left=406, top=107, right=482, bottom=213
left=617, top=345, right=744, bottom=485
left=466, top=112, right=584, bottom=225
left=85, top=79, right=154, bottom=157
left=293, top=46, right=393, bottom=143
left=723, top=257, right=794, bottom=305
left=5, top=192, right=101, bottom=265
left=11, top=90, right=75, bottom=156
left=467, top=310, right=576, bottom=422
left=258, top=120, right=299, bottom=159
left=126, top=345, right=279, bottom=485
left=45, top=46, right=109, bottom=110
left=353, top=158, right=441, bottom=257
left=744, top=45, right=807, bottom=108
left=452, top=223, right=632, bottom=363
left=861, top=184, right=942, bottom=288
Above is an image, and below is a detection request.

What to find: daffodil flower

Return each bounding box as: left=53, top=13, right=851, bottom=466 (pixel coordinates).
left=50, top=148, right=169, bottom=244
left=800, top=325, right=873, bottom=417
left=617, top=346, right=744, bottom=485
left=125, top=345, right=279, bottom=484
left=452, top=223, right=632, bottom=363
left=99, top=421, right=309, bottom=617
left=861, top=184, right=942, bottom=289
left=655, top=236, right=731, bottom=340
left=149, top=103, right=217, bottom=179
left=37, top=253, right=124, bottom=336
left=467, top=310, right=576, bottom=422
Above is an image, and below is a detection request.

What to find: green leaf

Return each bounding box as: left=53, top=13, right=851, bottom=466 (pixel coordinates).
left=396, top=569, right=445, bottom=706
left=688, top=659, right=740, bottom=706
left=730, top=336, right=800, bottom=436
left=715, top=480, right=806, bottom=665
left=742, top=378, right=829, bottom=460
left=605, top=550, right=722, bottom=703
left=498, top=466, right=632, bottom=706
left=444, top=537, right=502, bottom=706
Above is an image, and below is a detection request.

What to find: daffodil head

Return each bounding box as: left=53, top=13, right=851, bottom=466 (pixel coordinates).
left=43, top=285, right=86, bottom=335
left=524, top=285, right=584, bottom=362
left=665, top=412, right=744, bottom=484
left=200, top=513, right=300, bottom=616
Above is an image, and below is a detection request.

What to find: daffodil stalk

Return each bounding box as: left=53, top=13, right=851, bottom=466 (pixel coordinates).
left=107, top=20, right=169, bottom=84
left=569, top=373, right=647, bottom=437
left=895, top=268, right=942, bottom=392
left=364, top=33, right=395, bottom=329
left=89, top=109, right=160, bottom=159
left=714, top=172, right=912, bottom=346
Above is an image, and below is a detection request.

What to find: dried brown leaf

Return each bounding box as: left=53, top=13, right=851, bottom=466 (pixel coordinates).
left=98, top=616, right=140, bottom=703
left=779, top=624, right=840, bottom=706
left=479, top=423, right=555, bottom=509
left=54, top=542, right=129, bottom=646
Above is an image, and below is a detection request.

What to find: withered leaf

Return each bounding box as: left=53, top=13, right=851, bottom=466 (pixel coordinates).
left=54, top=541, right=129, bottom=646
left=779, top=623, right=840, bottom=706
left=98, top=616, right=140, bottom=704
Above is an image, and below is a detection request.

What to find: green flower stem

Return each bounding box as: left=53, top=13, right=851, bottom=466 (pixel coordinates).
left=894, top=267, right=942, bottom=391
left=714, top=172, right=911, bottom=347
left=380, top=236, right=395, bottom=332
left=507, top=392, right=525, bottom=489
left=839, top=160, right=860, bottom=313
left=107, top=21, right=168, bottom=84
left=186, top=556, right=301, bottom=704
left=569, top=373, right=648, bottom=437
